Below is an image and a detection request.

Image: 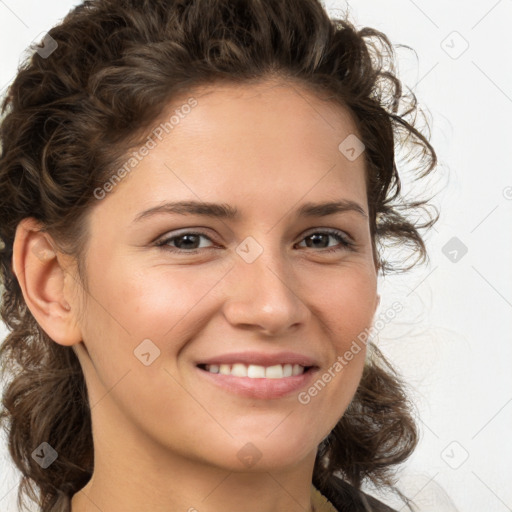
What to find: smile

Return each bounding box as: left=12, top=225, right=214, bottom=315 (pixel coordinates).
left=196, top=363, right=318, bottom=399
left=201, top=363, right=307, bottom=378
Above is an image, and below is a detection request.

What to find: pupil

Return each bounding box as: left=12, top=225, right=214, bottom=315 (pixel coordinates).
left=307, top=234, right=328, bottom=248
left=177, top=234, right=199, bottom=249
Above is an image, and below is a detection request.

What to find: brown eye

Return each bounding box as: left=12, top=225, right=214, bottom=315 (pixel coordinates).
left=156, top=231, right=215, bottom=252
left=297, top=230, right=354, bottom=252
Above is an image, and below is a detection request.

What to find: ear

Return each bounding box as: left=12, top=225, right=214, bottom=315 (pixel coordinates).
left=12, top=217, right=83, bottom=346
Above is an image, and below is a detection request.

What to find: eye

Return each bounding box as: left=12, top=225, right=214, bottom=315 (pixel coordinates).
left=296, top=229, right=354, bottom=253
left=155, top=228, right=354, bottom=254
left=155, top=231, right=216, bottom=253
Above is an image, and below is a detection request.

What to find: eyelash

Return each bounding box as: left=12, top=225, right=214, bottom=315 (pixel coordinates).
left=155, top=229, right=355, bottom=254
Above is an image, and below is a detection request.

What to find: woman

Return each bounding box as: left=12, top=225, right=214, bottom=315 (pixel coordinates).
left=0, top=0, right=438, bottom=511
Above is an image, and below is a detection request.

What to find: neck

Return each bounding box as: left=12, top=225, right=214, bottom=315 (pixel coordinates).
left=71, top=406, right=318, bottom=512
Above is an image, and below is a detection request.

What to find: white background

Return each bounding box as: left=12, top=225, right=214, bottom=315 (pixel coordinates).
left=1, top=1, right=511, bottom=511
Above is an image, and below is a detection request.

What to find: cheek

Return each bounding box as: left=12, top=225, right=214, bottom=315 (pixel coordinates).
left=296, top=265, right=376, bottom=417
left=86, top=260, right=227, bottom=343
left=75, top=262, right=213, bottom=434
left=303, top=262, right=377, bottom=347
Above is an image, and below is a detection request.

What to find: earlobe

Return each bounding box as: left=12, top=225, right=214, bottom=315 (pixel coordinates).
left=12, top=218, right=82, bottom=346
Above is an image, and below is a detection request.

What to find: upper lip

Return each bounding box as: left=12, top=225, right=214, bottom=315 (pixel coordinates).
left=196, top=351, right=320, bottom=368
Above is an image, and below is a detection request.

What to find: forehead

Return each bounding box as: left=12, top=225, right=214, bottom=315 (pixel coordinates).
left=154, top=80, right=365, bottom=187
left=177, top=79, right=360, bottom=153
left=94, top=80, right=368, bottom=222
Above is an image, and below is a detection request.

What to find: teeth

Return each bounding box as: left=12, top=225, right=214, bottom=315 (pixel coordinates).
left=292, top=364, right=302, bottom=376
left=204, top=363, right=306, bottom=378
left=265, top=364, right=284, bottom=379
left=247, top=364, right=266, bottom=378
left=219, top=364, right=231, bottom=375
left=231, top=363, right=247, bottom=377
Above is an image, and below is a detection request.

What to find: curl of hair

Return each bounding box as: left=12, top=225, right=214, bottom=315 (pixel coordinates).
left=0, top=0, right=437, bottom=511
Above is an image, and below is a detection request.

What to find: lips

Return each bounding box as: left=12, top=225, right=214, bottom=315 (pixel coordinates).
left=194, top=350, right=320, bottom=399
left=196, top=364, right=319, bottom=399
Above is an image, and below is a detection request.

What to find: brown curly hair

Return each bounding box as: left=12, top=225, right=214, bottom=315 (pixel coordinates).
left=0, top=0, right=438, bottom=511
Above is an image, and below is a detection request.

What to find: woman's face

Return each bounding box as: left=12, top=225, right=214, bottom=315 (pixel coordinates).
left=71, top=81, right=379, bottom=472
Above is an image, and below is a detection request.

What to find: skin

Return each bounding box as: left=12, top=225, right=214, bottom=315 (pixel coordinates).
left=13, top=80, right=380, bottom=512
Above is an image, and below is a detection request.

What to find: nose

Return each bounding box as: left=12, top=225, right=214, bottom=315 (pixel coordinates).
left=222, top=244, right=310, bottom=337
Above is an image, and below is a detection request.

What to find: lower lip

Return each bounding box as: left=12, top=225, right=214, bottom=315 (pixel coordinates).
left=196, top=366, right=318, bottom=399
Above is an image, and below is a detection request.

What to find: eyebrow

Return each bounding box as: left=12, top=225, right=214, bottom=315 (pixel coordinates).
left=133, top=199, right=368, bottom=223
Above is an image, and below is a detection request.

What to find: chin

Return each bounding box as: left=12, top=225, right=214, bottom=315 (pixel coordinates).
left=206, top=431, right=319, bottom=472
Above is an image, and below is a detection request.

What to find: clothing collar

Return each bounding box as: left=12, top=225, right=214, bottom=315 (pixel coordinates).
left=311, top=484, right=339, bottom=512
